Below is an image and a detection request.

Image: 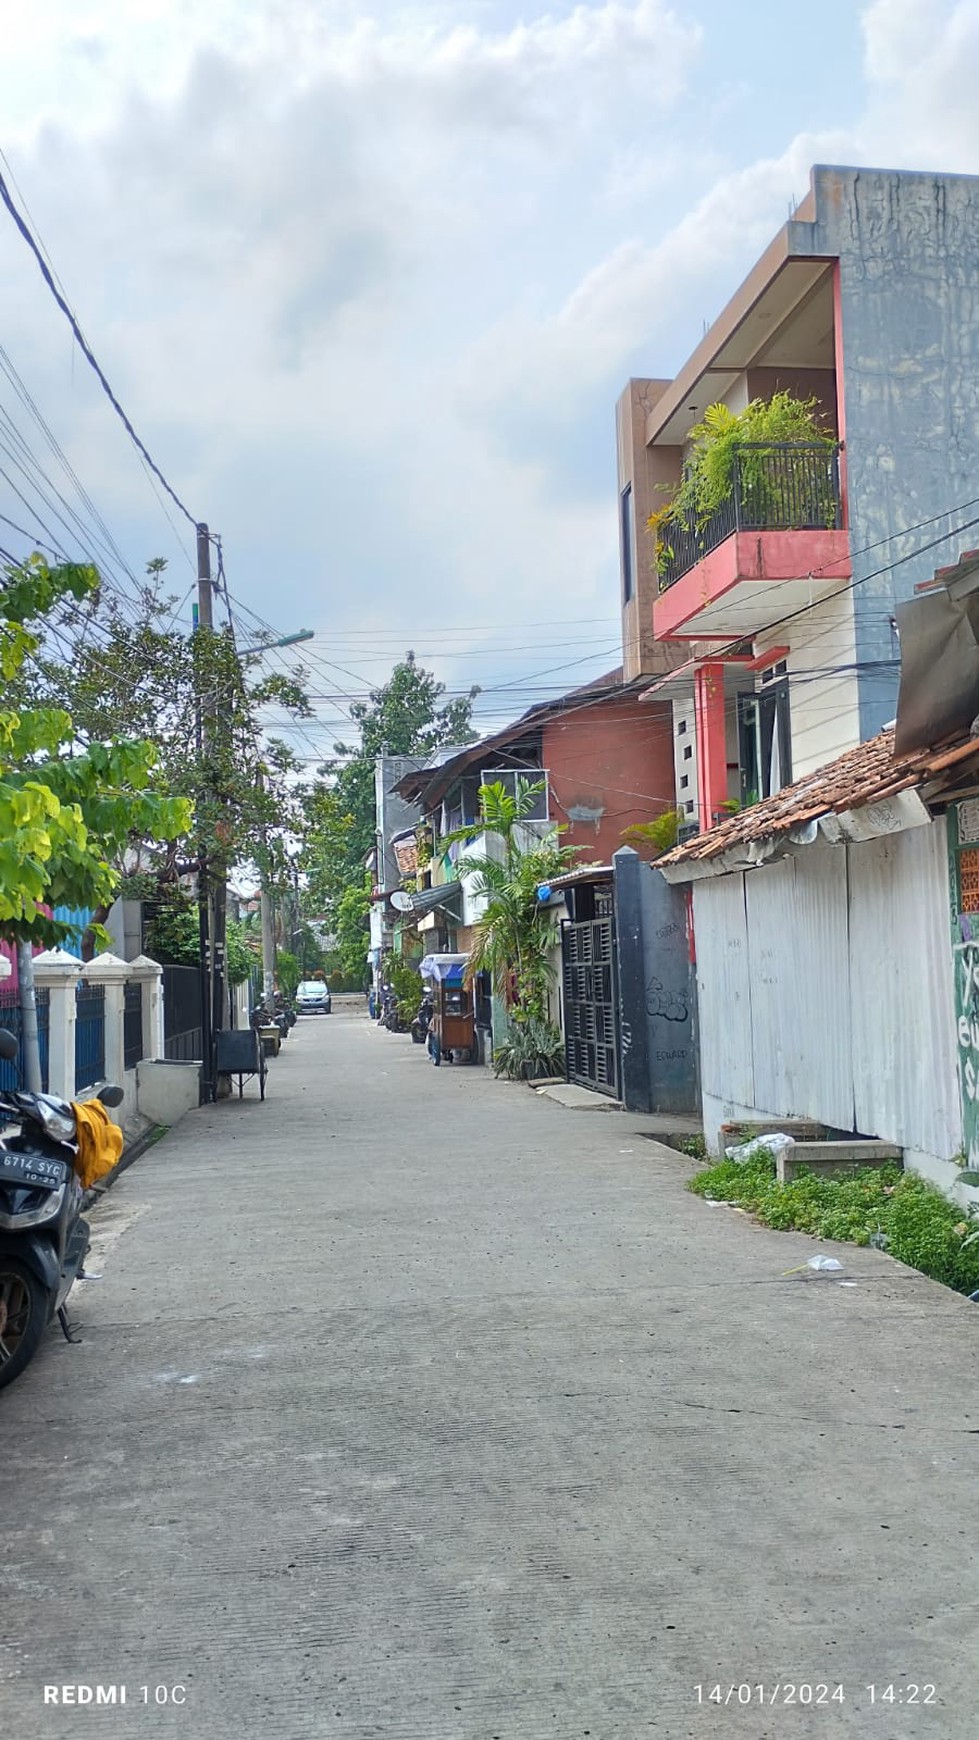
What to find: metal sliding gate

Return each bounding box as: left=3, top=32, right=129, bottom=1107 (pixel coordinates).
left=561, top=890, right=620, bottom=1097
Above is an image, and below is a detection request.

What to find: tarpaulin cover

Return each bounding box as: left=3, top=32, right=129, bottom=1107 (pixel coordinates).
left=419, top=954, right=467, bottom=984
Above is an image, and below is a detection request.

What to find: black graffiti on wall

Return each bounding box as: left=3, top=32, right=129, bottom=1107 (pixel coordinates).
left=645, top=975, right=689, bottom=1025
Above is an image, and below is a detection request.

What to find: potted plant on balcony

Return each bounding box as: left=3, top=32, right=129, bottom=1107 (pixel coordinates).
left=649, top=391, right=837, bottom=584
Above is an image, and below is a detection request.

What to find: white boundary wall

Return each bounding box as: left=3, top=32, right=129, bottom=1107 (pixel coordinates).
left=694, top=818, right=963, bottom=1190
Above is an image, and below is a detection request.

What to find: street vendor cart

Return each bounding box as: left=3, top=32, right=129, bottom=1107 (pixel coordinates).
left=419, top=953, right=476, bottom=1066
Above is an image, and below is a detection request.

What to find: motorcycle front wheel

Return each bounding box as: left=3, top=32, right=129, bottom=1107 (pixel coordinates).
left=0, top=1258, right=49, bottom=1391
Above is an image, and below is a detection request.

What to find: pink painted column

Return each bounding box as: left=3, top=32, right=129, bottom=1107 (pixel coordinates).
left=694, top=662, right=728, bottom=834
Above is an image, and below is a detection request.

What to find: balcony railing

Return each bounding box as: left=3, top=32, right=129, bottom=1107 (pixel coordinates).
left=658, top=443, right=843, bottom=591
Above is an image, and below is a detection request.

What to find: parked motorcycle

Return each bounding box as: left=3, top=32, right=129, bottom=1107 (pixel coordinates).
left=381, top=986, right=407, bottom=1033
left=0, top=1030, right=124, bottom=1393
left=411, top=990, right=434, bottom=1046
left=251, top=999, right=290, bottom=1040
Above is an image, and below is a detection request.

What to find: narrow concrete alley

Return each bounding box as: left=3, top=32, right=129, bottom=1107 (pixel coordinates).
left=1, top=1000, right=976, bottom=1739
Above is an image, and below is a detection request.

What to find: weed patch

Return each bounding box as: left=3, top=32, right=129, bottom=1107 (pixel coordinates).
left=688, top=1156, right=979, bottom=1296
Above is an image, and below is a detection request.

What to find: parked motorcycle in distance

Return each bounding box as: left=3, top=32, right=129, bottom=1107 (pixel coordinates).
left=411, top=990, right=434, bottom=1046
left=0, top=1029, right=125, bottom=1393
left=380, top=986, right=407, bottom=1033
left=250, top=999, right=291, bottom=1041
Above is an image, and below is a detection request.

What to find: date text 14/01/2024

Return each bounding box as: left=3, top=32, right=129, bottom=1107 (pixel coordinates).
left=694, top=1685, right=938, bottom=1708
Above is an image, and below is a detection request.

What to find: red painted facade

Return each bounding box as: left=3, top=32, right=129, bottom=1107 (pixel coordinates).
left=693, top=663, right=728, bottom=833
left=540, top=692, right=676, bottom=863
left=652, top=527, right=852, bottom=641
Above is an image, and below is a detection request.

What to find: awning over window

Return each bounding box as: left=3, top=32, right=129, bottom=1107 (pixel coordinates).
left=402, top=881, right=461, bottom=917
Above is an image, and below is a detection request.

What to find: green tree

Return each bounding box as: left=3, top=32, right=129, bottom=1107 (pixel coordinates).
left=11, top=562, right=312, bottom=944
left=300, top=783, right=356, bottom=917
left=144, top=891, right=255, bottom=984
left=0, top=555, right=192, bottom=947
left=301, top=650, right=478, bottom=923
left=332, top=878, right=372, bottom=987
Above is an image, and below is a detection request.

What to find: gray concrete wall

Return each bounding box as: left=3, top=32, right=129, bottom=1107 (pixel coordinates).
left=615, top=379, right=680, bottom=680
left=106, top=898, right=144, bottom=961
left=375, top=757, right=424, bottom=891
left=613, top=849, right=698, bottom=1114
left=797, top=166, right=979, bottom=738
left=136, top=1059, right=202, bottom=1127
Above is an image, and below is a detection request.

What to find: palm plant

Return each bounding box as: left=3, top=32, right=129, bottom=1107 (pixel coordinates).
left=648, top=390, right=837, bottom=574
left=440, top=780, right=581, bottom=1066
left=621, top=807, right=683, bottom=856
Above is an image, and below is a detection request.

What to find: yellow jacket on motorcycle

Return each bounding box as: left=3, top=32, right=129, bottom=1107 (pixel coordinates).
left=71, top=1099, right=124, bottom=1188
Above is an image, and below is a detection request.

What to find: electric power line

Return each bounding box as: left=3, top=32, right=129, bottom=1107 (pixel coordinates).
left=0, top=163, right=198, bottom=528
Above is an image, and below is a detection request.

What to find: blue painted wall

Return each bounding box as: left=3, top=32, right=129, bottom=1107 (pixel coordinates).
left=795, top=166, right=979, bottom=739
left=53, top=906, right=93, bottom=959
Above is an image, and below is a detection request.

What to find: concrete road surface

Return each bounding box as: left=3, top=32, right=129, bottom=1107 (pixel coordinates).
left=2, top=997, right=977, bottom=1739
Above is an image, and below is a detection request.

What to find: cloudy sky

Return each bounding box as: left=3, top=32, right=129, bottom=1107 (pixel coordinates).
left=2, top=0, right=979, bottom=753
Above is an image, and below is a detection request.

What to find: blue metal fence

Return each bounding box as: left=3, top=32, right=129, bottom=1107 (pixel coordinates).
left=0, top=990, right=50, bottom=1092
left=75, top=982, right=105, bottom=1091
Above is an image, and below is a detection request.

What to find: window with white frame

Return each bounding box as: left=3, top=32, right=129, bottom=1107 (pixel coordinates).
left=480, top=767, right=549, bottom=820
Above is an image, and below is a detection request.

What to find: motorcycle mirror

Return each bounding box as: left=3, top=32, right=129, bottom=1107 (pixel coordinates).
left=99, top=1083, right=125, bottom=1109
left=0, top=1028, right=19, bottom=1061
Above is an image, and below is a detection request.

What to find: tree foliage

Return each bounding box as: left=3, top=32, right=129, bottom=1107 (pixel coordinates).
left=10, top=563, right=313, bottom=929
left=143, top=890, right=256, bottom=985
left=302, top=650, right=478, bottom=919
left=331, top=877, right=372, bottom=987
left=0, top=556, right=192, bottom=947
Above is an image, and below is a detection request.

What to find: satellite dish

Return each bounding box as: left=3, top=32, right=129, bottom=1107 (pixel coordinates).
left=390, top=891, right=414, bottom=912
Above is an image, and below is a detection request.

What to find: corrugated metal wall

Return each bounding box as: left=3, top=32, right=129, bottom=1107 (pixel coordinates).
left=694, top=871, right=754, bottom=1109
left=693, top=819, right=961, bottom=1156
left=848, top=824, right=960, bottom=1158
left=746, top=850, right=853, bottom=1128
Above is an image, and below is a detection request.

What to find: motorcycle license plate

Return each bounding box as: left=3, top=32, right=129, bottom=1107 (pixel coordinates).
left=0, top=1150, right=69, bottom=1190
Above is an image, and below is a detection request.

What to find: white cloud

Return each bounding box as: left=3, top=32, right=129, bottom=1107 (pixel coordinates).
left=859, top=0, right=979, bottom=166
left=0, top=0, right=703, bottom=670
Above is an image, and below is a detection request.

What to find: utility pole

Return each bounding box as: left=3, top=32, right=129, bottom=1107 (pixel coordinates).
left=16, top=941, right=42, bottom=1093
left=256, top=762, right=277, bottom=1012
left=261, top=881, right=277, bottom=1011
left=195, top=522, right=215, bottom=1102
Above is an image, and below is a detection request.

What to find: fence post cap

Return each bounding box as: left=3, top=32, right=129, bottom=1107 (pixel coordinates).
left=128, top=953, right=164, bottom=978
left=81, top=951, right=132, bottom=983
left=32, top=947, right=84, bottom=981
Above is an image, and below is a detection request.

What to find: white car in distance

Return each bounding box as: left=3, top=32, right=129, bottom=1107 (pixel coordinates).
left=296, top=980, right=332, bottom=1015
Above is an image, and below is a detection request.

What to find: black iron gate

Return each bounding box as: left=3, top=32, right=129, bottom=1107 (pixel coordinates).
left=163, top=965, right=203, bottom=1061
left=561, top=887, right=620, bottom=1097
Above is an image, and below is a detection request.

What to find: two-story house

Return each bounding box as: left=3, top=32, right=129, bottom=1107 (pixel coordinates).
left=393, top=671, right=678, bottom=956
left=618, top=164, right=979, bottom=832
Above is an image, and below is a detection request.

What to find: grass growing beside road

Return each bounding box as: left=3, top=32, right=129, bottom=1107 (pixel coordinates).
left=688, top=1154, right=979, bottom=1296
